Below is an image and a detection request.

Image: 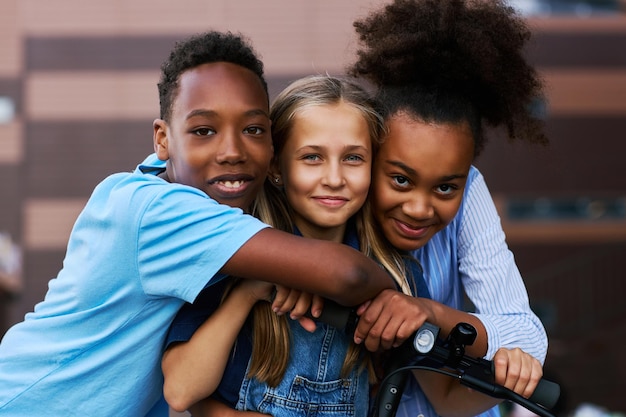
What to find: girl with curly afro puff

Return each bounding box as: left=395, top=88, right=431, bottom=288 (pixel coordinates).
left=346, top=1, right=549, bottom=416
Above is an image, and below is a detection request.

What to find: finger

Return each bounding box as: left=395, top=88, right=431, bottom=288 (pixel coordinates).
left=492, top=348, right=512, bottom=388
left=521, top=357, right=543, bottom=399
left=296, top=316, right=318, bottom=333
left=290, top=293, right=312, bottom=319
left=271, top=285, right=288, bottom=308
left=514, top=351, right=535, bottom=395
left=377, top=311, right=404, bottom=350
left=363, top=306, right=394, bottom=352
left=354, top=300, right=384, bottom=346
left=309, top=294, right=325, bottom=318
left=272, top=288, right=301, bottom=315
left=375, top=292, right=419, bottom=349
left=280, top=290, right=302, bottom=315
left=391, top=319, right=422, bottom=348
left=355, top=300, right=371, bottom=316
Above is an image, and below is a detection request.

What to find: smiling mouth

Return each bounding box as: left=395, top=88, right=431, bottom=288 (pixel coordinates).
left=218, top=180, right=245, bottom=189
left=393, top=219, right=430, bottom=238
left=314, top=196, right=349, bottom=207
left=207, top=177, right=253, bottom=198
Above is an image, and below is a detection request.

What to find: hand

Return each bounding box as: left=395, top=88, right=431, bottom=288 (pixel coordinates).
left=271, top=286, right=323, bottom=333
left=353, top=289, right=431, bottom=352
left=492, top=347, right=543, bottom=399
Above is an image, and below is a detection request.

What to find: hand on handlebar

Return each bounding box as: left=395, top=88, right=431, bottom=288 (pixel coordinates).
left=492, top=347, right=543, bottom=400
left=353, top=289, right=431, bottom=351
left=306, top=297, right=560, bottom=417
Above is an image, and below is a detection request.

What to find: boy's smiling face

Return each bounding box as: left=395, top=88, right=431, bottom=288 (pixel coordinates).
left=154, top=61, right=272, bottom=212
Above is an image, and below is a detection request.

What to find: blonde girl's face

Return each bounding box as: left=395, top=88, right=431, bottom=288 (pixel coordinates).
left=275, top=102, right=373, bottom=242
left=372, top=112, right=474, bottom=251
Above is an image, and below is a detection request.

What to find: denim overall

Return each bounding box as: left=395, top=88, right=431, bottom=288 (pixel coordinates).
left=236, top=319, right=369, bottom=417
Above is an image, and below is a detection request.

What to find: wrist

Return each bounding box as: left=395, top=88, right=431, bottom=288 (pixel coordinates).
left=228, top=283, right=261, bottom=309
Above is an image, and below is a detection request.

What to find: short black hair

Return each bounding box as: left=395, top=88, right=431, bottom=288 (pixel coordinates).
left=349, top=0, right=548, bottom=156
left=157, top=31, right=268, bottom=122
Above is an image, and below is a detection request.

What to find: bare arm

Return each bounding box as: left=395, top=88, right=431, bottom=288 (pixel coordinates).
left=163, top=282, right=320, bottom=412
left=189, top=397, right=267, bottom=417
left=163, top=280, right=272, bottom=413
left=221, top=228, right=396, bottom=306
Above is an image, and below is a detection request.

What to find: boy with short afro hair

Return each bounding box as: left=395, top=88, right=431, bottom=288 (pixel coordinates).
left=0, top=31, right=394, bottom=416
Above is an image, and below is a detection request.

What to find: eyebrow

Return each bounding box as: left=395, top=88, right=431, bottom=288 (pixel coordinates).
left=297, top=144, right=370, bottom=152
left=186, top=108, right=269, bottom=120
left=385, top=160, right=418, bottom=177
left=385, top=160, right=467, bottom=181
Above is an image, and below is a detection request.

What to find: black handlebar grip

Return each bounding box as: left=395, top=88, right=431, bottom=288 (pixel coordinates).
left=529, top=378, right=561, bottom=411
left=305, top=298, right=359, bottom=335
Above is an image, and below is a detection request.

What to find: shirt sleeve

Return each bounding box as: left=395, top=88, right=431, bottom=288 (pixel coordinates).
left=136, top=184, right=269, bottom=303
left=164, top=278, right=230, bottom=348
left=457, top=169, right=548, bottom=362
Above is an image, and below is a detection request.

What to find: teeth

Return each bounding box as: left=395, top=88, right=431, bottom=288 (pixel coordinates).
left=221, top=180, right=243, bottom=188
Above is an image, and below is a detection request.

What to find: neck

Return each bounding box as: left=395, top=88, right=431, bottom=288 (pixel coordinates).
left=157, top=170, right=170, bottom=182
left=295, top=221, right=346, bottom=243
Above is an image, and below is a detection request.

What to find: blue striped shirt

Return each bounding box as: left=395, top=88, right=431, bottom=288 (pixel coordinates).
left=395, top=166, right=548, bottom=417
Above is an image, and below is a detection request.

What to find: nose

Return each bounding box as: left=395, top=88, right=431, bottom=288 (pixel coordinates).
left=321, top=161, right=346, bottom=189
left=402, top=193, right=434, bottom=220
left=215, top=131, right=247, bottom=164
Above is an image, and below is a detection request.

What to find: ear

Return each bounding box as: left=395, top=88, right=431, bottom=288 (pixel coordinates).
left=153, top=119, right=169, bottom=160
left=268, top=157, right=283, bottom=187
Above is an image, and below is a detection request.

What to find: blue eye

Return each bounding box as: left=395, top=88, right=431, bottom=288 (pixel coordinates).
left=345, top=154, right=365, bottom=163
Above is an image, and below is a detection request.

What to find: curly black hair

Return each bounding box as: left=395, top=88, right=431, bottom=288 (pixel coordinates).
left=157, top=31, right=268, bottom=122
left=348, top=0, right=548, bottom=156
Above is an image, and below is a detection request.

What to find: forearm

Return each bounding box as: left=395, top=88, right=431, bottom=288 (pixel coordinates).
left=415, top=370, right=500, bottom=417
left=189, top=397, right=267, bottom=417
left=422, top=298, right=488, bottom=358
left=224, top=228, right=395, bottom=306
left=162, top=286, right=257, bottom=412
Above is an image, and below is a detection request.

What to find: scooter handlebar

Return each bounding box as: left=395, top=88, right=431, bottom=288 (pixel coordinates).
left=308, top=299, right=560, bottom=417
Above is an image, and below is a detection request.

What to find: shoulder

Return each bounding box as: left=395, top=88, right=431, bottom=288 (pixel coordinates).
left=463, top=165, right=484, bottom=199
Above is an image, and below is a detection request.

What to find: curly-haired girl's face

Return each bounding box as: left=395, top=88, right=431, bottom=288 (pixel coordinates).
left=371, top=112, right=474, bottom=251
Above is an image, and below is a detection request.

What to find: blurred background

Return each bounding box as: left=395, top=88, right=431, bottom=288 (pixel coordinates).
left=0, top=0, right=624, bottom=415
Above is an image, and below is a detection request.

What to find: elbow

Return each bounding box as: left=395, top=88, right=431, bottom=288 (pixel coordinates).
left=332, top=264, right=381, bottom=305
left=162, top=360, right=197, bottom=413
left=163, top=379, right=195, bottom=413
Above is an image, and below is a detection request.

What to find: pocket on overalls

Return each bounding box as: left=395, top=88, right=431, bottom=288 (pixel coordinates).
left=256, top=374, right=364, bottom=417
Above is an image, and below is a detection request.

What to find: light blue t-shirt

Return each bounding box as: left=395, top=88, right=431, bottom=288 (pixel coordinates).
left=0, top=154, right=269, bottom=417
